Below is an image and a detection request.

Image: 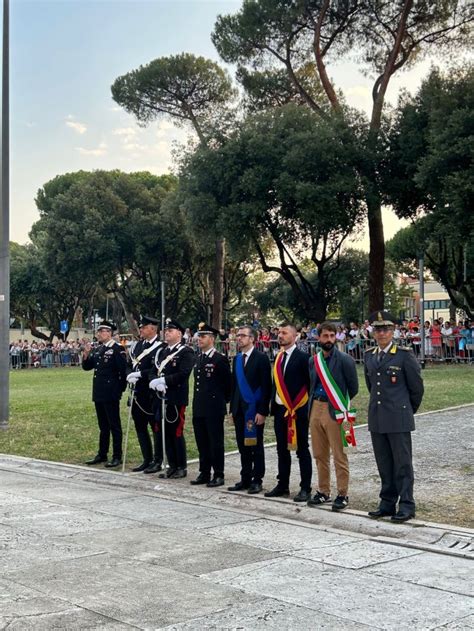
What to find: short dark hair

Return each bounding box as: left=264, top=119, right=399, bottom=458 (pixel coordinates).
left=319, top=321, right=336, bottom=334
left=279, top=322, right=297, bottom=333
left=239, top=325, right=257, bottom=339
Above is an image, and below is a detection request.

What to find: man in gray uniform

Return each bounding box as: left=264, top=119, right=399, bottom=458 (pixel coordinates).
left=364, top=311, right=424, bottom=522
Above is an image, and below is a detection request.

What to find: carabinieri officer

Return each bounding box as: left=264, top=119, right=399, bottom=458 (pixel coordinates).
left=190, top=323, right=232, bottom=488
left=82, top=321, right=127, bottom=468
left=126, top=316, right=166, bottom=473
left=364, top=310, right=424, bottom=522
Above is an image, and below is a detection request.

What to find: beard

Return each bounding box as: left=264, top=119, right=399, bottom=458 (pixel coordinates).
left=320, top=341, right=335, bottom=352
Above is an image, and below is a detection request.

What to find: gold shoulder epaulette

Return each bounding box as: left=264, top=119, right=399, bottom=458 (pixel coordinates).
left=365, top=347, right=377, bottom=353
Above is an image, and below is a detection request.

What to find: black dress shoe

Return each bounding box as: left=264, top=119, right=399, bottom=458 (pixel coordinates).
left=264, top=485, right=290, bottom=498
left=144, top=461, right=163, bottom=474
left=170, top=468, right=187, bottom=479
left=247, top=483, right=263, bottom=495
left=85, top=455, right=107, bottom=465
left=190, top=474, right=211, bottom=485
left=207, top=477, right=225, bottom=488
left=159, top=468, right=177, bottom=479
left=105, top=458, right=121, bottom=468
left=227, top=481, right=250, bottom=491
left=391, top=511, right=415, bottom=523
left=132, top=462, right=151, bottom=473
left=293, top=489, right=311, bottom=502
left=368, top=508, right=396, bottom=518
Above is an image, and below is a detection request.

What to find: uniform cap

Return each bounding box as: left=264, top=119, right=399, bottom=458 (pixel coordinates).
left=369, top=311, right=397, bottom=327
left=97, top=320, right=116, bottom=332
left=139, top=315, right=159, bottom=327
left=164, top=318, right=185, bottom=335
left=197, top=322, right=220, bottom=337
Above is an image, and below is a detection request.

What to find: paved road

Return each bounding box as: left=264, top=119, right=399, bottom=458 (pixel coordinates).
left=0, top=422, right=473, bottom=630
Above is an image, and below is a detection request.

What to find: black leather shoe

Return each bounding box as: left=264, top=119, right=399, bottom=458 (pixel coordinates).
left=293, top=489, right=311, bottom=502
left=105, top=458, right=121, bottom=468
left=144, top=461, right=163, bottom=474
left=391, top=511, right=415, bottom=523
left=368, top=508, right=396, bottom=518
left=247, top=483, right=263, bottom=495
left=227, top=481, right=250, bottom=491
left=159, top=468, right=177, bottom=479
left=207, top=477, right=225, bottom=488
left=191, top=474, right=211, bottom=485
left=170, top=468, right=187, bottom=479
left=132, top=462, right=151, bottom=473
left=264, top=485, right=290, bottom=498
left=85, top=455, right=107, bottom=465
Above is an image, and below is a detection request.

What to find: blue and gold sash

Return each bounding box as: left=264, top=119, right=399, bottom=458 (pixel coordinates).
left=235, top=353, right=261, bottom=446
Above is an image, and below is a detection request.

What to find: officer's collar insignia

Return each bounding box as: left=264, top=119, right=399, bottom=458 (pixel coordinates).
left=390, top=345, right=397, bottom=354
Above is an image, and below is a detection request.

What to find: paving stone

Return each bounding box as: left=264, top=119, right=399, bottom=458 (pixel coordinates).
left=436, top=613, right=474, bottom=629
left=161, top=596, right=371, bottom=630
left=0, top=577, right=68, bottom=618
left=365, top=551, right=474, bottom=597
left=203, top=557, right=474, bottom=630
left=290, top=539, right=422, bottom=568
left=3, top=552, right=260, bottom=629
left=64, top=524, right=279, bottom=575
left=92, top=495, right=255, bottom=530
left=205, top=517, right=357, bottom=552
left=0, top=607, right=135, bottom=630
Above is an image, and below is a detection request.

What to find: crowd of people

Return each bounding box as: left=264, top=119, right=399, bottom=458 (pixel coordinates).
left=8, top=315, right=473, bottom=369
left=81, top=312, right=424, bottom=523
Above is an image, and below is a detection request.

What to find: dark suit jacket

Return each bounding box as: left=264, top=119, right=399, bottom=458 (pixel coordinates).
left=230, top=348, right=272, bottom=418
left=127, top=338, right=165, bottom=397
left=193, top=349, right=232, bottom=417
left=364, top=344, right=424, bottom=433
left=308, top=347, right=358, bottom=420
left=271, top=347, right=310, bottom=417
left=151, top=343, right=195, bottom=406
left=82, top=342, right=127, bottom=403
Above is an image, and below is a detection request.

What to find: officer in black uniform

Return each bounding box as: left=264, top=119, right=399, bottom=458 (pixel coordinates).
left=126, top=316, right=165, bottom=473
left=191, top=323, right=232, bottom=487
left=364, top=311, right=424, bottom=522
left=82, top=321, right=127, bottom=468
left=149, top=319, right=195, bottom=479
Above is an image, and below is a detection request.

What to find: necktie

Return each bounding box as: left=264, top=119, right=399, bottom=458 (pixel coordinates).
left=280, top=351, right=287, bottom=373
left=243, top=353, right=247, bottom=367
left=378, top=350, right=385, bottom=364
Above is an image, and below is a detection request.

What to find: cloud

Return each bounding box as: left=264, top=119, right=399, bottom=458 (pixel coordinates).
left=112, top=127, right=137, bottom=137
left=65, top=115, right=87, bottom=134
left=76, top=142, right=107, bottom=156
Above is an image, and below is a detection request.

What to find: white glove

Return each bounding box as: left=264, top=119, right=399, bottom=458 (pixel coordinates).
left=126, top=371, right=141, bottom=384
left=149, top=377, right=167, bottom=393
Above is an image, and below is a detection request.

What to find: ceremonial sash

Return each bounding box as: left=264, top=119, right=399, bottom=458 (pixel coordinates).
left=155, top=344, right=186, bottom=376
left=235, top=353, right=262, bottom=446
left=273, top=351, right=308, bottom=450
left=131, top=340, right=161, bottom=369
left=313, top=352, right=357, bottom=449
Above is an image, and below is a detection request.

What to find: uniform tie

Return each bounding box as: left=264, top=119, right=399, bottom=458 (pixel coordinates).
left=377, top=350, right=385, bottom=364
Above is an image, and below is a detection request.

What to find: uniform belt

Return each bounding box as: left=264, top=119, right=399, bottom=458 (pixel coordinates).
left=313, top=396, right=328, bottom=402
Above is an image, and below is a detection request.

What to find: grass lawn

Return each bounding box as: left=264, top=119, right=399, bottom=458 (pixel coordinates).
left=1, top=364, right=472, bottom=471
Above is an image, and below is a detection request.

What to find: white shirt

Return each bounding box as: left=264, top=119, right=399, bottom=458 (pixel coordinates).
left=275, top=344, right=297, bottom=404
left=241, top=346, right=254, bottom=363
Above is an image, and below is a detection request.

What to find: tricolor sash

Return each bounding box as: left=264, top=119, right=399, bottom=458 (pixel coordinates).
left=313, top=352, right=357, bottom=449
left=273, top=351, right=308, bottom=450
left=235, top=353, right=261, bottom=446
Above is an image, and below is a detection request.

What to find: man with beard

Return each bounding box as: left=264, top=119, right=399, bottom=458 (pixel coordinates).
left=149, top=319, right=195, bottom=479
left=126, top=316, right=165, bottom=473
left=307, top=322, right=358, bottom=512
left=228, top=325, right=272, bottom=494
left=265, top=323, right=312, bottom=501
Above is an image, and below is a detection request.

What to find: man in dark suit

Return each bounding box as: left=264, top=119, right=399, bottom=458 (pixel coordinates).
left=365, top=311, right=424, bottom=522
left=149, top=319, right=195, bottom=479
left=82, top=321, right=127, bottom=468
left=265, top=323, right=312, bottom=502
left=126, top=316, right=165, bottom=473
left=228, top=325, right=272, bottom=494
left=191, top=323, right=232, bottom=487
left=307, top=322, right=358, bottom=512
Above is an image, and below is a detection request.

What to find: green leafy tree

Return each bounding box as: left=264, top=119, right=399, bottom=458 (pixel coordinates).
left=111, top=53, right=238, bottom=328
left=212, top=0, right=473, bottom=311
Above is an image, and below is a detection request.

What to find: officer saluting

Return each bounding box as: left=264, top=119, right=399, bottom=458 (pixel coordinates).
left=126, top=316, right=166, bottom=473
left=149, top=319, right=195, bottom=479
left=190, top=323, right=232, bottom=488
left=82, top=321, right=127, bottom=468
left=364, top=311, right=424, bottom=522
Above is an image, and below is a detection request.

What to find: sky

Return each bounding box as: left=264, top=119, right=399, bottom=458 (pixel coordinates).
left=8, top=0, right=454, bottom=247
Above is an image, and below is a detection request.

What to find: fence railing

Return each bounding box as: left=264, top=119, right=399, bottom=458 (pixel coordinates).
left=9, top=334, right=474, bottom=369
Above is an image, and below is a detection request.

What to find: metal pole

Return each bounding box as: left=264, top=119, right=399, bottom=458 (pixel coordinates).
left=419, top=253, right=425, bottom=369
left=0, top=0, right=10, bottom=430
left=160, top=278, right=167, bottom=473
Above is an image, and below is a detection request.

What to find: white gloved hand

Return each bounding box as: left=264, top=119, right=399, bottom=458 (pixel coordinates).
left=126, top=371, right=141, bottom=384
left=149, top=377, right=166, bottom=392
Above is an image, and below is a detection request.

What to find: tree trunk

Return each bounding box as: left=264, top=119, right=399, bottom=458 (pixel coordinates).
left=114, top=290, right=139, bottom=336
left=367, top=196, right=385, bottom=313
left=212, top=238, right=225, bottom=329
